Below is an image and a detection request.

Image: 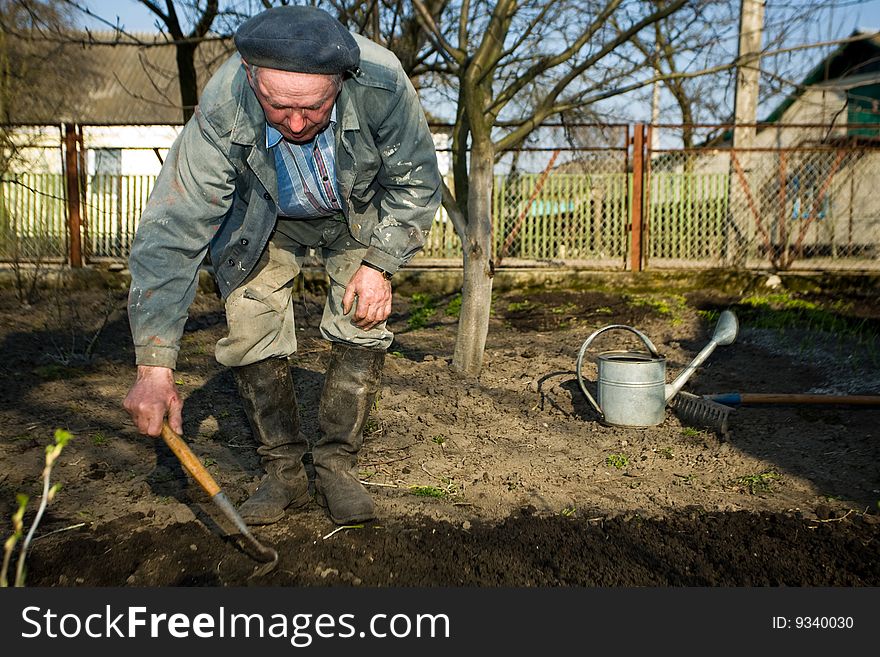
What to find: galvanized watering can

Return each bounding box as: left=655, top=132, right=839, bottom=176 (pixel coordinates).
left=576, top=310, right=738, bottom=427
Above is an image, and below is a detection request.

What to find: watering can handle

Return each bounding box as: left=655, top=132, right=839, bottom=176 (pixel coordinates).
left=575, top=324, right=663, bottom=418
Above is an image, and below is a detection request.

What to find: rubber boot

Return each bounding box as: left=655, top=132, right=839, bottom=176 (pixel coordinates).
left=232, top=357, right=311, bottom=525
left=312, top=343, right=385, bottom=525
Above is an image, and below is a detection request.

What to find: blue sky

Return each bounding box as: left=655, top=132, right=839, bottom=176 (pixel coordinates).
left=80, top=0, right=880, bottom=34
left=77, top=1, right=880, bottom=125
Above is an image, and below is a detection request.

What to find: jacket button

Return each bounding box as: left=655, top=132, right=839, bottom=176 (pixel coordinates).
left=240, top=238, right=248, bottom=246
left=227, top=258, right=235, bottom=266
left=263, top=192, right=271, bottom=200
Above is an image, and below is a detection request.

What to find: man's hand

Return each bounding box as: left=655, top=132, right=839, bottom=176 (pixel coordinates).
left=343, top=265, right=392, bottom=331
left=123, top=365, right=183, bottom=437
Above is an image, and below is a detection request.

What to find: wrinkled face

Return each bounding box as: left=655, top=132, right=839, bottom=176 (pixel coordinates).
left=246, top=64, right=339, bottom=143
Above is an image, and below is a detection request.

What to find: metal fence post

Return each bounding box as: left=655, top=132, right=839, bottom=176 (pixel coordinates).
left=63, top=123, right=83, bottom=268
left=630, top=123, right=646, bottom=271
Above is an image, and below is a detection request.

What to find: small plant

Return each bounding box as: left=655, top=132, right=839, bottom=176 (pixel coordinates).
left=625, top=293, right=688, bottom=324
left=202, top=457, right=217, bottom=468
left=606, top=453, right=629, bottom=470
left=735, top=471, right=779, bottom=495
left=407, top=293, right=436, bottom=330
left=560, top=506, right=576, bottom=517
left=2, top=429, right=74, bottom=587
left=409, top=485, right=448, bottom=498
left=681, top=426, right=704, bottom=439
left=507, top=299, right=532, bottom=312
left=90, top=432, right=108, bottom=447
left=445, top=293, right=462, bottom=318
left=431, top=435, right=447, bottom=446
left=657, top=446, right=674, bottom=459
left=550, top=302, right=578, bottom=315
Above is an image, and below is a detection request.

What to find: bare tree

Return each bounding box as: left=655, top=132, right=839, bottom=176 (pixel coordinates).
left=136, top=1, right=220, bottom=123
left=409, top=0, right=691, bottom=376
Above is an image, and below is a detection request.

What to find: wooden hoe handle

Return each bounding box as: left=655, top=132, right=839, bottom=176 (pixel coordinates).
left=160, top=422, right=221, bottom=497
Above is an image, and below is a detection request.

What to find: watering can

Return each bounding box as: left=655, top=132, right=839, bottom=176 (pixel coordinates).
left=576, top=310, right=738, bottom=427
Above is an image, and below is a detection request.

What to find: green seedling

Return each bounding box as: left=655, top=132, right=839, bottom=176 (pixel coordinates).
left=657, top=446, right=674, bottom=459
left=202, top=457, right=217, bottom=468
left=409, top=485, right=448, bottom=498
left=507, top=300, right=532, bottom=312
left=560, top=506, right=576, bottom=517
left=735, top=471, right=779, bottom=495
left=625, top=294, right=688, bottom=324
left=91, top=432, right=108, bottom=447
left=606, top=453, right=629, bottom=470
left=445, top=293, right=462, bottom=318
left=407, top=293, right=436, bottom=330
left=431, top=435, right=447, bottom=446
left=2, top=429, right=74, bottom=587
left=681, top=426, right=704, bottom=439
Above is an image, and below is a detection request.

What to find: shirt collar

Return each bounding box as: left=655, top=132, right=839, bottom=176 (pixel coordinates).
left=266, top=104, right=337, bottom=148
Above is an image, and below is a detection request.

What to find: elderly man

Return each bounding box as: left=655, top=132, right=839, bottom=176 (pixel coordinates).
left=123, top=5, right=442, bottom=526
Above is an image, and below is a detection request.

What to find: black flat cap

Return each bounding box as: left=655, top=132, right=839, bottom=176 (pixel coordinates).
left=234, top=6, right=359, bottom=75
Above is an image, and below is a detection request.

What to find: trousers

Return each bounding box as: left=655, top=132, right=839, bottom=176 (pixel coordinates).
left=215, top=217, right=393, bottom=367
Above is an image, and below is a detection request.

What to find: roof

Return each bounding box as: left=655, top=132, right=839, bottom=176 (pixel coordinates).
left=762, top=29, right=880, bottom=124
left=3, top=31, right=234, bottom=125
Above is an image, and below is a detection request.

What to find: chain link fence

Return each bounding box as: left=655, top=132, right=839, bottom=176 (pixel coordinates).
left=2, top=123, right=878, bottom=272
left=647, top=124, right=880, bottom=270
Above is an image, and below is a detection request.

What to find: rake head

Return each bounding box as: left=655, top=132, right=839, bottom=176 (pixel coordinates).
left=670, top=391, right=733, bottom=436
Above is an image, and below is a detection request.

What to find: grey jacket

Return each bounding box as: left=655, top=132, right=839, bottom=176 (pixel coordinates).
left=128, top=34, right=442, bottom=369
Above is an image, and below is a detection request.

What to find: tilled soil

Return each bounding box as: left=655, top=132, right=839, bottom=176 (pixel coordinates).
left=1, top=270, right=878, bottom=587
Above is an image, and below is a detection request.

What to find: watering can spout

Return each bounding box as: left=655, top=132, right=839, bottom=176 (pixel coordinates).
left=665, top=310, right=739, bottom=403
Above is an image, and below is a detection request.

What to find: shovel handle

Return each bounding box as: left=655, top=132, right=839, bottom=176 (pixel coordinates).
left=160, top=423, right=221, bottom=497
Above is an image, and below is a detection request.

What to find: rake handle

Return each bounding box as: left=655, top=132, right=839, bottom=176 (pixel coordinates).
left=708, top=393, right=880, bottom=407
left=160, top=423, right=221, bottom=497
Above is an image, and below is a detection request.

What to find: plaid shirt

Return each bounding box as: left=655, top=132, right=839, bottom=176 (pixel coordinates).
left=267, top=106, right=343, bottom=219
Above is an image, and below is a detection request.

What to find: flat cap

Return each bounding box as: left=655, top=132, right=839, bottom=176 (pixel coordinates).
left=234, top=6, right=359, bottom=75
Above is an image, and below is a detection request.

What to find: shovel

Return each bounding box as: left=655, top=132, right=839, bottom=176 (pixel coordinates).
left=159, top=422, right=279, bottom=576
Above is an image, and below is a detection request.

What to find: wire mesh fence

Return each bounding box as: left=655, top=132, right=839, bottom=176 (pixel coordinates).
left=1, top=122, right=878, bottom=272
left=648, top=124, right=880, bottom=270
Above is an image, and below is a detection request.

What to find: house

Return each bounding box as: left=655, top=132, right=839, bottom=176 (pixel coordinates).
left=2, top=31, right=234, bottom=177
left=644, top=31, right=880, bottom=266
left=0, top=31, right=449, bottom=263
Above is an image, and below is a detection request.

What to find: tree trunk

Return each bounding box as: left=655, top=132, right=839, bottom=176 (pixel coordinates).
left=176, top=41, right=199, bottom=124
left=452, top=139, right=494, bottom=376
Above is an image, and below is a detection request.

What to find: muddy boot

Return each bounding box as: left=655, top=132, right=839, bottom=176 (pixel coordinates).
left=233, top=357, right=311, bottom=525
left=313, top=343, right=385, bottom=525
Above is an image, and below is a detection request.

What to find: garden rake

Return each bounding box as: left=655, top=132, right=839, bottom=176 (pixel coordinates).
left=669, top=391, right=734, bottom=436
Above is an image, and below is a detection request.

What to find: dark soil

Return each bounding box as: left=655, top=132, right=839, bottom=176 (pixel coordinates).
left=1, top=269, right=879, bottom=587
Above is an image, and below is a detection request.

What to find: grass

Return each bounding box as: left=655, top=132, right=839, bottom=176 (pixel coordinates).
left=734, top=471, right=780, bottom=495
left=606, top=453, right=629, bottom=470
left=701, top=291, right=874, bottom=340
left=407, top=293, right=436, bottom=330
left=445, top=293, right=462, bottom=318
left=409, top=485, right=449, bottom=498
left=624, top=293, right=689, bottom=324
left=507, top=299, right=533, bottom=312
left=90, top=432, right=108, bottom=447
left=431, top=435, right=447, bottom=446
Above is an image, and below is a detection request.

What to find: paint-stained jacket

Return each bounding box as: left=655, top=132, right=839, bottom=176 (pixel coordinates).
left=127, top=34, right=442, bottom=369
